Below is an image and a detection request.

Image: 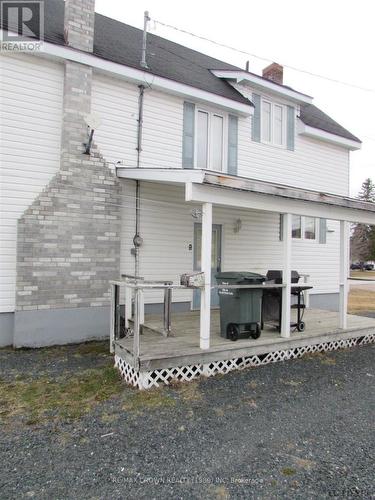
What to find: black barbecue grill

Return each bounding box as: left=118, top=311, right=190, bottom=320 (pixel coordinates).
left=262, top=270, right=313, bottom=332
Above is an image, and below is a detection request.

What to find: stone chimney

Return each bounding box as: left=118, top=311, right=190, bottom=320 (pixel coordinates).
left=262, top=62, right=283, bottom=85
left=14, top=0, right=121, bottom=347
left=64, top=0, right=95, bottom=52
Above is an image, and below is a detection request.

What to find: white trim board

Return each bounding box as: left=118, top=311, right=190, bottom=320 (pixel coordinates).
left=116, top=167, right=205, bottom=184
left=297, top=120, right=361, bottom=151
left=185, top=183, right=375, bottom=225
left=211, top=70, right=313, bottom=104
left=0, top=30, right=253, bottom=116
left=116, top=167, right=375, bottom=222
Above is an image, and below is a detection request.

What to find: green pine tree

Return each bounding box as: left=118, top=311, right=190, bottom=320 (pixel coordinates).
left=351, top=178, right=375, bottom=266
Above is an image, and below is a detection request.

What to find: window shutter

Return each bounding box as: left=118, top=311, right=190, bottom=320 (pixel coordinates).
left=319, top=218, right=327, bottom=244
left=182, top=102, right=195, bottom=168
left=286, top=105, right=295, bottom=151
left=279, top=214, right=283, bottom=241
left=227, top=115, right=238, bottom=175
left=251, top=93, right=261, bottom=142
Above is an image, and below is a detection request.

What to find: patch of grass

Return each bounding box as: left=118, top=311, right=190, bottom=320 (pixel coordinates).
left=350, top=271, right=375, bottom=279
left=348, top=288, right=375, bottom=314
left=122, top=388, right=176, bottom=413
left=0, top=366, right=123, bottom=425
left=211, top=485, right=230, bottom=499
left=281, top=379, right=303, bottom=386
left=173, top=380, right=203, bottom=402
left=74, top=341, right=110, bottom=356
left=281, top=467, right=296, bottom=476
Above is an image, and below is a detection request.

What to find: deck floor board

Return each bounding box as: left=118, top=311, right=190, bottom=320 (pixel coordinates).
left=115, top=309, right=375, bottom=370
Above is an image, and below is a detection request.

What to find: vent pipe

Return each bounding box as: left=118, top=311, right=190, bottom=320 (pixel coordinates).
left=140, top=11, right=150, bottom=69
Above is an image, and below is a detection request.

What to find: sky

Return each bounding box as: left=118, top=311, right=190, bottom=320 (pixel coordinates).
left=95, top=0, right=375, bottom=196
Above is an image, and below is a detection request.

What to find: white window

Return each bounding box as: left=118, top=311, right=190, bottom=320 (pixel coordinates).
left=261, top=99, right=286, bottom=146
left=292, top=215, right=302, bottom=238
left=211, top=115, right=224, bottom=171
left=261, top=101, right=271, bottom=142
left=196, top=108, right=225, bottom=171
left=197, top=111, right=209, bottom=169
left=274, top=104, right=283, bottom=145
left=292, top=216, right=317, bottom=240
left=304, top=217, right=316, bottom=240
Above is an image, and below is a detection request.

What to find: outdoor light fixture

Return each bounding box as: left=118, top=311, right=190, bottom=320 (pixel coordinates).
left=191, top=208, right=202, bottom=219
left=84, top=113, right=102, bottom=155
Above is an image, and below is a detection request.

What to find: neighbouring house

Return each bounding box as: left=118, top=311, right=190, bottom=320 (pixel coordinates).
left=1, top=0, right=375, bottom=388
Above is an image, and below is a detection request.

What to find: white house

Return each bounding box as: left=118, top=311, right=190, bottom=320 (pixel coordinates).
left=1, top=0, right=375, bottom=387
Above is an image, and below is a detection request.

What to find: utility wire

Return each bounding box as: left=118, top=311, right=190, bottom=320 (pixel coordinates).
left=152, top=18, right=375, bottom=95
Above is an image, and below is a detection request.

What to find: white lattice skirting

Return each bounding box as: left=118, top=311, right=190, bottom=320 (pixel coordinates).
left=115, top=333, right=375, bottom=390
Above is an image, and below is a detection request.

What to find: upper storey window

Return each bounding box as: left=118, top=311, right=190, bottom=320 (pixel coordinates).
left=182, top=102, right=238, bottom=175
left=252, top=93, right=295, bottom=151
left=261, top=100, right=285, bottom=146
left=196, top=110, right=224, bottom=171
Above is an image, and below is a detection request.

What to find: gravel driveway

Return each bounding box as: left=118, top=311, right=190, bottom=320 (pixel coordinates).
left=0, top=342, right=374, bottom=499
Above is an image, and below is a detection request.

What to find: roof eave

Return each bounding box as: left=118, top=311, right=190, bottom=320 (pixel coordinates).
left=0, top=28, right=254, bottom=116
left=297, top=119, right=361, bottom=150
left=211, top=69, right=313, bottom=104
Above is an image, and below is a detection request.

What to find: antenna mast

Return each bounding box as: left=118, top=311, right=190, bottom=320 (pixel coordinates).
left=140, top=11, right=150, bottom=69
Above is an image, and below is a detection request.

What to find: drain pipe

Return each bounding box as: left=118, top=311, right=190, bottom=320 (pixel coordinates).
left=134, top=84, right=145, bottom=277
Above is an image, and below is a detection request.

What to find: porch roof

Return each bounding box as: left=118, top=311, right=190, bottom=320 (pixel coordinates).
left=116, top=167, right=375, bottom=224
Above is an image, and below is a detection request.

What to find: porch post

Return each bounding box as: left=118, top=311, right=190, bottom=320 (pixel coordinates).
left=200, top=202, right=212, bottom=350
left=281, top=213, right=292, bottom=338
left=339, top=220, right=349, bottom=329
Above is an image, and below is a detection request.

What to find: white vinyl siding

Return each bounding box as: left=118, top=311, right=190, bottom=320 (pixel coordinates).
left=120, top=182, right=341, bottom=306
left=232, top=82, right=350, bottom=196
left=0, top=53, right=64, bottom=312
left=91, top=73, right=350, bottom=198
left=91, top=75, right=183, bottom=169
left=91, top=72, right=139, bottom=166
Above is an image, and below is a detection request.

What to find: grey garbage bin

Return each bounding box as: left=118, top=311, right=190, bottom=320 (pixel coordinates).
left=216, top=271, right=266, bottom=341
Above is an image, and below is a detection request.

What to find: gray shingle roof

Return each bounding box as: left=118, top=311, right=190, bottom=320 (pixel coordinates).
left=2, top=0, right=361, bottom=143
left=299, top=104, right=361, bottom=143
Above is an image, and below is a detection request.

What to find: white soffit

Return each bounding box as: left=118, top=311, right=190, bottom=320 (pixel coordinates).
left=211, top=70, right=313, bottom=104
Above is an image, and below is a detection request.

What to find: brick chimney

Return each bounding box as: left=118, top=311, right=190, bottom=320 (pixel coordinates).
left=64, top=0, right=95, bottom=52
left=262, top=62, right=283, bottom=85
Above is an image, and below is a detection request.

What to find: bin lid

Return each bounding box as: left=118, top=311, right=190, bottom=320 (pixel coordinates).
left=215, top=271, right=266, bottom=283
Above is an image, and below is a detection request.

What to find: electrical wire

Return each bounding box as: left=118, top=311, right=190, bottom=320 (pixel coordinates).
left=152, top=18, right=375, bottom=95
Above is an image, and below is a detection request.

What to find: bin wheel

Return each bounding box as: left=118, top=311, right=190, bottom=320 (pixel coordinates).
left=250, top=323, right=262, bottom=340
left=297, top=321, right=305, bottom=332
left=227, top=323, right=239, bottom=341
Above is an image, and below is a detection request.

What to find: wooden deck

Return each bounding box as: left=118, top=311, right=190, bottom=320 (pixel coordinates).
left=114, top=308, right=375, bottom=371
